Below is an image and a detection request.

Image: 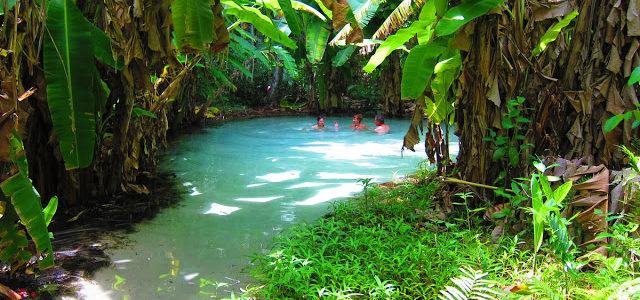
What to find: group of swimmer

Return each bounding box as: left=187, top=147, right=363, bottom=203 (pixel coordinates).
left=311, top=114, right=390, bottom=134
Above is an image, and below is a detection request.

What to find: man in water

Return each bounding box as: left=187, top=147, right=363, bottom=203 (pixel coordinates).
left=311, top=116, right=338, bottom=130
left=349, top=114, right=367, bottom=130
left=374, top=114, right=390, bottom=134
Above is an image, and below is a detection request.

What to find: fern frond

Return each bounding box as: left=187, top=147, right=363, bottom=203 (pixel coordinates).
left=438, top=267, right=504, bottom=300
left=361, top=0, right=426, bottom=54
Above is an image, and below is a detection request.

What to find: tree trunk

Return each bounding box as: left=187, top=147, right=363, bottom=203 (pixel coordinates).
left=266, top=65, right=282, bottom=107
left=455, top=0, right=636, bottom=186
left=381, top=50, right=403, bottom=117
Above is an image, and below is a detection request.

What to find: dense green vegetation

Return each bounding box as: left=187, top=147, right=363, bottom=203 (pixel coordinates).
left=0, top=0, right=639, bottom=298
left=250, top=162, right=640, bottom=299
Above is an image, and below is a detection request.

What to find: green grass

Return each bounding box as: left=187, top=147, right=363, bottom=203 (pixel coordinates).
left=247, top=174, right=640, bottom=299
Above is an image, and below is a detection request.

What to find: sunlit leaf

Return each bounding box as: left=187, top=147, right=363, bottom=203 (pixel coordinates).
left=531, top=10, right=579, bottom=57
left=629, top=66, right=640, bottom=86
left=401, top=42, right=446, bottom=99
left=43, top=196, right=58, bottom=227
left=435, top=0, right=503, bottom=36
left=363, top=20, right=431, bottom=73
left=223, top=0, right=297, bottom=49
left=171, top=0, right=214, bottom=52
left=306, top=18, right=330, bottom=62
left=278, top=0, right=302, bottom=36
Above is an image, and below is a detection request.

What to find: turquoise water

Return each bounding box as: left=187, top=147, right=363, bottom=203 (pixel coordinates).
left=89, top=116, right=458, bottom=299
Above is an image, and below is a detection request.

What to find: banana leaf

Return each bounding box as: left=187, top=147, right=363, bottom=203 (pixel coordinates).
left=171, top=0, right=214, bottom=52
left=401, top=42, right=446, bottom=99
left=306, top=18, right=330, bottom=63
left=531, top=10, right=578, bottom=57
left=88, top=22, right=123, bottom=70
left=273, top=45, right=299, bottom=77
left=435, top=0, right=503, bottom=36
left=278, top=0, right=302, bottom=36
left=363, top=19, right=432, bottom=73
left=332, top=46, right=355, bottom=67
left=223, top=0, right=297, bottom=49
left=44, top=0, right=96, bottom=170
left=1, top=133, right=54, bottom=269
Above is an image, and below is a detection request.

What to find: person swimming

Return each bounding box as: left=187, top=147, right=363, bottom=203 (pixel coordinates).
left=349, top=114, right=367, bottom=130
left=311, top=116, right=339, bottom=130
left=374, top=114, right=389, bottom=134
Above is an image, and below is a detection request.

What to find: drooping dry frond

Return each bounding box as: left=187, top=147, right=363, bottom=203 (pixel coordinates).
left=329, top=0, right=386, bottom=46
left=361, top=0, right=426, bottom=54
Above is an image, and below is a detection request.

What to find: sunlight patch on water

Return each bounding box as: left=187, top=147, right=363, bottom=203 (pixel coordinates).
left=316, top=172, right=382, bottom=180
left=286, top=182, right=331, bottom=189
left=189, top=187, right=202, bottom=196
left=184, top=273, right=199, bottom=281
left=204, top=203, right=241, bottom=215
left=294, top=183, right=363, bottom=206
left=256, top=170, right=300, bottom=182
left=292, top=141, right=407, bottom=160
left=113, top=259, right=132, bottom=264
left=65, top=279, right=112, bottom=300
left=247, top=183, right=267, bottom=188
left=235, top=196, right=283, bottom=203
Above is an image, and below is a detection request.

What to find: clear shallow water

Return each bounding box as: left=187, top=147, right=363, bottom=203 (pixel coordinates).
left=89, top=116, right=458, bottom=299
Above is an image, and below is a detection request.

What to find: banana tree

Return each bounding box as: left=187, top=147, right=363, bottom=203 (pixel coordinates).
left=361, top=0, right=503, bottom=173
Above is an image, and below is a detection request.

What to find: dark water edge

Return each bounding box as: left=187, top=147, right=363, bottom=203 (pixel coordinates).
left=0, top=170, right=190, bottom=299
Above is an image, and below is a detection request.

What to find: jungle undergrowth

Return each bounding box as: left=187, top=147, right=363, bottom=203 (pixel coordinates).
left=246, top=166, right=640, bottom=299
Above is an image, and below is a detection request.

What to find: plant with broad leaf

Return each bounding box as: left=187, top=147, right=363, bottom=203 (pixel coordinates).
left=604, top=66, right=640, bottom=132
left=525, top=161, right=575, bottom=272
left=483, top=97, right=534, bottom=184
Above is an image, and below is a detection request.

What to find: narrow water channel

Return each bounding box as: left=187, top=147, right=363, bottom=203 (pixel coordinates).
left=89, top=116, right=458, bottom=299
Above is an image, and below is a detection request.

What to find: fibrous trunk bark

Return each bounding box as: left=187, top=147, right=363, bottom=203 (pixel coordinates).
left=455, top=0, right=637, bottom=187
left=381, top=50, right=403, bottom=117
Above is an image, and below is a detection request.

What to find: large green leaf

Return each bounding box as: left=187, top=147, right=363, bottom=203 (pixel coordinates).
left=306, top=18, right=330, bottom=62
left=171, top=0, right=214, bottom=52
left=44, top=0, right=96, bottom=170
left=363, top=20, right=431, bottom=72
left=629, top=66, right=640, bottom=86
left=230, top=33, right=270, bottom=67
left=426, top=52, right=461, bottom=123
left=88, top=22, right=123, bottom=70
left=435, top=0, right=503, bottom=36
left=278, top=0, right=302, bottom=36
left=531, top=10, right=579, bottom=57
left=273, top=45, right=299, bottom=77
left=401, top=42, right=446, bottom=99
left=223, top=0, right=297, bottom=49
left=1, top=133, right=54, bottom=269
left=0, top=220, right=31, bottom=268
left=332, top=46, right=356, bottom=67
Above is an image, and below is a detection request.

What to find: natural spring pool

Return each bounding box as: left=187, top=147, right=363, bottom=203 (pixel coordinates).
left=87, top=116, right=459, bottom=299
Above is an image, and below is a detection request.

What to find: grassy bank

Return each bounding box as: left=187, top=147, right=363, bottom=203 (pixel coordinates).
left=247, top=170, right=640, bottom=299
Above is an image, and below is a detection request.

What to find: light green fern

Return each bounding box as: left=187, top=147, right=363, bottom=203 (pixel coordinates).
left=438, top=266, right=504, bottom=300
